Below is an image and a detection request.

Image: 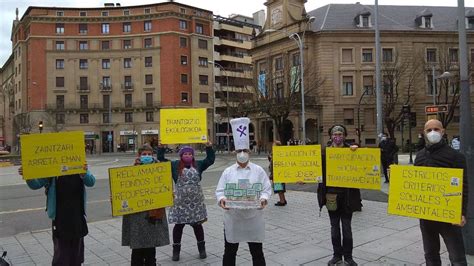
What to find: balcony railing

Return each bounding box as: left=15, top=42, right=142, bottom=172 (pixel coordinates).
left=76, top=85, right=90, bottom=92
left=122, top=84, right=134, bottom=91
left=45, top=101, right=162, bottom=112
left=100, top=83, right=112, bottom=92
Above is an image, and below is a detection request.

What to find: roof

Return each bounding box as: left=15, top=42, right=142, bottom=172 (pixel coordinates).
left=308, top=4, right=474, bottom=32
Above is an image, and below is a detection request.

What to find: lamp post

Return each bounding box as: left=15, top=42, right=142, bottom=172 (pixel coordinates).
left=263, top=16, right=315, bottom=145
left=209, top=61, right=230, bottom=153
left=38, top=121, right=43, bottom=133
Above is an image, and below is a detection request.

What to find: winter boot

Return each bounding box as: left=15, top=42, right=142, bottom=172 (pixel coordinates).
left=172, top=243, right=181, bottom=261
left=197, top=241, right=207, bottom=259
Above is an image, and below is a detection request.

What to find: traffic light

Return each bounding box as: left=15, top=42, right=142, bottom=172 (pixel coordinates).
left=38, top=121, right=43, bottom=133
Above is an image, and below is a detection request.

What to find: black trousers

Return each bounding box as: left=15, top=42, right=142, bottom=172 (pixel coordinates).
left=172, top=223, right=205, bottom=243
left=328, top=208, right=353, bottom=259
left=420, top=219, right=467, bottom=266
left=381, top=160, right=391, bottom=182
left=131, top=248, right=156, bottom=266
left=223, top=238, right=265, bottom=266
left=52, top=235, right=84, bottom=266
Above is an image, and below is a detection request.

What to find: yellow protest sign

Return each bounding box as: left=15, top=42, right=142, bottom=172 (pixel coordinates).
left=326, top=148, right=381, bottom=190
left=109, top=162, right=174, bottom=216
left=20, top=131, right=86, bottom=180
left=272, top=145, right=322, bottom=183
left=388, top=165, right=463, bottom=224
left=160, top=108, right=208, bottom=144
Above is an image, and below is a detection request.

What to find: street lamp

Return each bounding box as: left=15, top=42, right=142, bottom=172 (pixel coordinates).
left=38, top=121, right=43, bottom=133
left=209, top=61, right=230, bottom=153
left=263, top=16, right=315, bottom=145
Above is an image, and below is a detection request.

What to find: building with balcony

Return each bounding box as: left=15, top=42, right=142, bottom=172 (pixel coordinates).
left=6, top=2, right=213, bottom=152
left=252, top=0, right=474, bottom=148
left=212, top=14, right=261, bottom=151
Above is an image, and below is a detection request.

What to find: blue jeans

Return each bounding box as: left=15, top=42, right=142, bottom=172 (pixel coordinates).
left=420, top=219, right=467, bottom=266
left=328, top=208, right=353, bottom=259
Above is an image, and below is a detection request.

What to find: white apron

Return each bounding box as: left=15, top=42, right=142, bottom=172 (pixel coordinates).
left=224, top=209, right=265, bottom=243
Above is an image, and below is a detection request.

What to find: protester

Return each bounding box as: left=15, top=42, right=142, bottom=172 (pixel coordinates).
left=415, top=119, right=469, bottom=265
left=378, top=134, right=399, bottom=183
left=416, top=133, right=426, bottom=151
left=451, top=135, right=460, bottom=151
left=268, top=141, right=287, bottom=206
left=317, top=124, right=361, bottom=266
left=19, top=164, right=95, bottom=265
left=216, top=117, right=272, bottom=266
left=157, top=142, right=215, bottom=261
left=121, top=145, right=170, bottom=265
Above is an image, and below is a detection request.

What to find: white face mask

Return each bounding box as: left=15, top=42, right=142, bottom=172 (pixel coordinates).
left=236, top=151, right=249, bottom=164
left=426, top=131, right=442, bottom=144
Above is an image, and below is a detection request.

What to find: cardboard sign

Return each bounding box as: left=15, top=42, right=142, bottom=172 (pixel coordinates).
left=20, top=131, right=86, bottom=180
left=388, top=165, right=463, bottom=224
left=272, top=145, right=323, bottom=183
left=109, top=162, right=173, bottom=216
left=160, top=108, right=208, bottom=144
left=326, top=148, right=381, bottom=190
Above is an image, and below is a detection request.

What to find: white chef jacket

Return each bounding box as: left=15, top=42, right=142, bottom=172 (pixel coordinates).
left=215, top=162, right=272, bottom=243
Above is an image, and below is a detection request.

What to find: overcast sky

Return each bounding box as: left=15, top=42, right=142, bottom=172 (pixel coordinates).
left=0, top=0, right=467, bottom=67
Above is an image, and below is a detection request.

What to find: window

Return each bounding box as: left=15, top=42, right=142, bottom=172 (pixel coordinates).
left=181, top=56, right=188, bottom=65
left=56, top=59, right=64, bottom=69
left=198, top=39, right=208, bottom=49
left=56, top=114, right=65, bottom=124
left=145, top=57, right=152, bottom=67
left=341, top=49, right=353, bottom=63
left=471, top=49, right=474, bottom=63
left=180, top=37, right=187, bottom=48
left=80, top=95, right=88, bottom=109
left=57, top=11, right=64, bottom=16
left=363, top=76, right=374, bottom=95
left=362, top=49, right=373, bottom=62
left=103, top=113, right=110, bottom=124
left=426, top=48, right=437, bottom=63
left=181, top=74, right=188, bottom=84
left=292, top=53, right=300, bottom=66
left=181, top=92, right=189, bottom=103
left=179, top=20, right=188, bottom=30
left=102, top=23, right=110, bottom=34
left=382, top=48, right=393, bottom=62
left=146, top=112, right=154, bottom=122
left=275, top=57, right=283, bottom=70
left=145, top=74, right=153, bottom=85
left=56, top=23, right=65, bottom=34
left=449, top=48, right=459, bottom=63
left=125, top=112, right=133, bottom=123
left=449, top=80, right=459, bottom=95
left=383, top=75, right=393, bottom=94
left=144, top=38, right=152, bottom=48
left=102, top=76, right=111, bottom=89
left=80, top=114, right=89, bottom=124
left=144, top=8, right=151, bottom=14
left=199, top=93, right=209, bottom=103
left=180, top=8, right=186, bottom=14
left=79, top=77, right=88, bottom=90
left=123, top=10, right=130, bottom=16
left=364, top=108, right=375, bottom=125
left=123, top=40, right=132, bottom=49
left=125, top=94, right=132, bottom=108
left=124, top=58, right=132, bottom=68
left=343, top=108, right=354, bottom=125
left=276, top=83, right=284, bottom=100
left=196, top=23, right=204, bottom=34
left=427, top=75, right=438, bottom=95
left=79, top=41, right=88, bottom=50
left=198, top=57, right=208, bottom=67
left=79, top=59, right=88, bottom=69
left=199, top=75, right=208, bottom=85
left=55, top=41, right=65, bottom=50
left=468, top=17, right=474, bottom=29
left=79, top=11, right=87, bottom=17
left=79, top=24, right=88, bottom=34
left=424, top=16, right=432, bottom=28
left=101, top=40, right=110, bottom=50
left=56, top=77, right=65, bottom=87
left=146, top=93, right=153, bottom=106
left=103, top=94, right=110, bottom=108
left=362, top=16, right=370, bottom=27
left=123, top=22, right=131, bottom=33
left=56, top=95, right=65, bottom=109
left=144, top=21, right=152, bottom=31
left=124, top=76, right=132, bottom=89
left=102, top=59, right=111, bottom=69
left=102, top=11, right=109, bottom=17
left=342, top=76, right=353, bottom=96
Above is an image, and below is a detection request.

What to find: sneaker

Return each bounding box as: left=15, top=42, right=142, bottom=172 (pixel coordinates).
left=327, top=256, right=343, bottom=265
left=274, top=200, right=287, bottom=206
left=344, top=258, right=358, bottom=266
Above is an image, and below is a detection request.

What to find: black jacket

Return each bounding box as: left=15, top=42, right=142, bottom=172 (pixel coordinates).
left=317, top=142, right=362, bottom=213
left=379, top=139, right=399, bottom=162
left=415, top=140, right=469, bottom=216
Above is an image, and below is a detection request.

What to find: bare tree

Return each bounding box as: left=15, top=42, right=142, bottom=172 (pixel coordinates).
left=43, top=111, right=65, bottom=132
left=13, top=113, right=34, bottom=134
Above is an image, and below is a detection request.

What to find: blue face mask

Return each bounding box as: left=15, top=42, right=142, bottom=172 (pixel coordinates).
left=140, top=155, right=154, bottom=164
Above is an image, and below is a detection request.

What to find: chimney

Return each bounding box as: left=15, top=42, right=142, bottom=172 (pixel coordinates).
left=104, top=3, right=115, bottom=7
left=116, top=3, right=121, bottom=6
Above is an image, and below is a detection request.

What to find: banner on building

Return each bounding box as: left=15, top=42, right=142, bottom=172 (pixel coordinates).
left=290, top=66, right=300, bottom=92
left=272, top=145, right=322, bottom=183
left=160, top=108, right=208, bottom=144
left=388, top=165, right=463, bottom=224
left=20, top=131, right=86, bottom=180
left=109, top=162, right=174, bottom=216
left=258, top=73, right=267, bottom=97
left=326, top=148, right=381, bottom=190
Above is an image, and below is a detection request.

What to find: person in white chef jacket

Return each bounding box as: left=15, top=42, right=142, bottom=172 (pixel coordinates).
left=216, top=117, right=272, bottom=266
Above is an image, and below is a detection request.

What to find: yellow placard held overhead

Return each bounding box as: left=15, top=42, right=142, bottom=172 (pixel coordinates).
left=109, top=162, right=174, bottom=216
left=272, top=145, right=322, bottom=183
left=20, top=131, right=86, bottom=180
left=326, top=148, right=381, bottom=190
left=160, top=108, right=208, bottom=144
left=388, top=165, right=463, bottom=224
